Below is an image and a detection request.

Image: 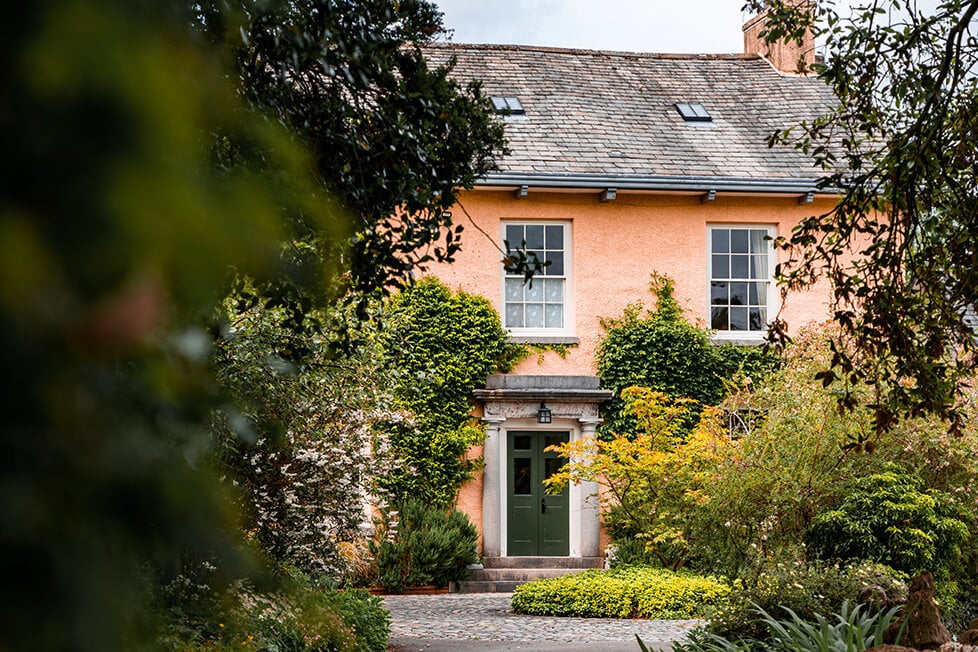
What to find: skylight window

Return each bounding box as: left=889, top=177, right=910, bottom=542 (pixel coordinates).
left=491, top=96, right=525, bottom=115
left=675, top=102, right=712, bottom=122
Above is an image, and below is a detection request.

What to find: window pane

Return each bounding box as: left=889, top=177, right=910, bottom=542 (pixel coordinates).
left=505, top=278, right=524, bottom=301
left=525, top=225, right=545, bottom=249
left=749, top=307, right=766, bottom=331
left=513, top=458, right=532, bottom=495
left=748, top=281, right=759, bottom=305
left=730, top=229, right=749, bottom=253
left=525, top=279, right=544, bottom=301
left=545, top=304, right=563, bottom=328
left=749, top=229, right=769, bottom=254
left=711, top=307, right=729, bottom=330
left=729, top=307, right=748, bottom=330
left=527, top=250, right=544, bottom=270
left=545, top=225, right=563, bottom=249
left=506, top=304, right=523, bottom=328
left=731, top=255, right=749, bottom=278
left=730, top=282, right=748, bottom=306
left=525, top=303, right=544, bottom=328
left=710, top=281, right=728, bottom=305
left=711, top=229, right=729, bottom=253
left=545, top=279, right=563, bottom=302
left=506, top=224, right=523, bottom=249
left=513, top=435, right=532, bottom=450
left=712, top=255, right=729, bottom=279
left=545, top=251, right=564, bottom=276
left=750, top=254, right=768, bottom=279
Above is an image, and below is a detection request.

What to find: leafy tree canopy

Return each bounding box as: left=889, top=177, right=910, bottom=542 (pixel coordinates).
left=744, top=0, right=978, bottom=432
left=197, top=0, right=507, bottom=327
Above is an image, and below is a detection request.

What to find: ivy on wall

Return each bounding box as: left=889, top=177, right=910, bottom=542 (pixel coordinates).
left=597, top=273, right=777, bottom=436
left=379, top=277, right=525, bottom=507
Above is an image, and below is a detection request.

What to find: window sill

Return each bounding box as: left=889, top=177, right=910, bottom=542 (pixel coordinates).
left=711, top=333, right=768, bottom=346
left=507, top=335, right=580, bottom=346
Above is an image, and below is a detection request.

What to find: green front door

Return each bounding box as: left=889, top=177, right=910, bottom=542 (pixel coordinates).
left=507, top=431, right=569, bottom=556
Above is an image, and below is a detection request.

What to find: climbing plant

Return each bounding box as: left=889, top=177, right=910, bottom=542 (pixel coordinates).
left=597, top=274, right=777, bottom=436
left=379, top=277, right=525, bottom=507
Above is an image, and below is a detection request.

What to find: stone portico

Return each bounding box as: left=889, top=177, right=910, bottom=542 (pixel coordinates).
left=473, top=375, right=613, bottom=559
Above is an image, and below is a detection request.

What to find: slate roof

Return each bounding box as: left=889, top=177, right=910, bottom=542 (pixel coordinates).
left=424, top=44, right=838, bottom=191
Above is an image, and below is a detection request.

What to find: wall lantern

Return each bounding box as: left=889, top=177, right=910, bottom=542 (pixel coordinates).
left=537, top=402, right=552, bottom=424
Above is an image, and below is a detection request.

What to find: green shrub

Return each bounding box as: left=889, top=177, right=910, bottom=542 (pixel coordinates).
left=381, top=277, right=525, bottom=507
left=323, top=589, right=390, bottom=652
left=159, top=580, right=389, bottom=652
left=373, top=497, right=478, bottom=593
left=511, top=566, right=730, bottom=619
left=805, top=466, right=972, bottom=579
left=705, top=560, right=907, bottom=642
left=597, top=274, right=777, bottom=437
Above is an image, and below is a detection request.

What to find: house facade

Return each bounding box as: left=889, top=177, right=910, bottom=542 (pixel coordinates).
left=424, top=14, right=837, bottom=561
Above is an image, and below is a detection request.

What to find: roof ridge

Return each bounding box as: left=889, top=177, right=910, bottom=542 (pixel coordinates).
left=425, top=41, right=759, bottom=60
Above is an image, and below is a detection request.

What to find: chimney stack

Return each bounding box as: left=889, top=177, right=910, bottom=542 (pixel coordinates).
left=743, top=2, right=816, bottom=75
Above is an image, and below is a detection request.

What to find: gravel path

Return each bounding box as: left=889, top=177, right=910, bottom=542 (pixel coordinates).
left=383, top=593, right=700, bottom=652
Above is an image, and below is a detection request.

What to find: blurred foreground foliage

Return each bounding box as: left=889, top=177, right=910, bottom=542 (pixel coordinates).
left=0, top=0, right=502, bottom=648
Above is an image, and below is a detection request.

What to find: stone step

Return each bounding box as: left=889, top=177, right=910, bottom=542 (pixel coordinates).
left=466, top=567, right=586, bottom=582
left=450, top=556, right=605, bottom=593
left=481, top=556, right=605, bottom=570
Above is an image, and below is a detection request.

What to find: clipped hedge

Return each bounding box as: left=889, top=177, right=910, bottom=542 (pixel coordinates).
left=511, top=567, right=730, bottom=620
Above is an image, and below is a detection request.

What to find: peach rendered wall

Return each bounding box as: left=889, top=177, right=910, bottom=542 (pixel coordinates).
left=431, top=188, right=835, bottom=377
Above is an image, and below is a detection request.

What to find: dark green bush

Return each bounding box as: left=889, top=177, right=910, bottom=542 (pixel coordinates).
left=705, top=560, right=907, bottom=642
left=381, top=277, right=525, bottom=507
left=597, top=274, right=777, bottom=436
left=158, top=580, right=389, bottom=652
left=324, top=589, right=390, bottom=652
left=511, top=566, right=730, bottom=619
left=374, top=498, right=478, bottom=593
left=805, top=466, right=972, bottom=579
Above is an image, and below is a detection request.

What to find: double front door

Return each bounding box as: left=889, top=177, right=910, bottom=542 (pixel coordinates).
left=507, top=431, right=569, bottom=556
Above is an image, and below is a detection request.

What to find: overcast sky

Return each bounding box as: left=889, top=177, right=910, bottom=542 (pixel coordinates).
left=432, top=1, right=943, bottom=54
left=433, top=1, right=764, bottom=54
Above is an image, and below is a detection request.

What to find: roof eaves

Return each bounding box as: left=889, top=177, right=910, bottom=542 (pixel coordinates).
left=479, top=172, right=833, bottom=195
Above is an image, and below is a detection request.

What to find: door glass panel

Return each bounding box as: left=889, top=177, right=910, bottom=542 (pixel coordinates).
left=513, top=435, right=531, bottom=450
left=544, top=435, right=565, bottom=449
left=513, top=458, right=532, bottom=495
left=545, top=457, right=563, bottom=482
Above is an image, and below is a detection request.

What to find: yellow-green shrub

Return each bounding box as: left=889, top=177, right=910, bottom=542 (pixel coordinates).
left=511, top=567, right=730, bottom=619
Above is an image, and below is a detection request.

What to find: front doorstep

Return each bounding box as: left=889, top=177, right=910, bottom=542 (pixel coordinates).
left=451, top=556, right=604, bottom=593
